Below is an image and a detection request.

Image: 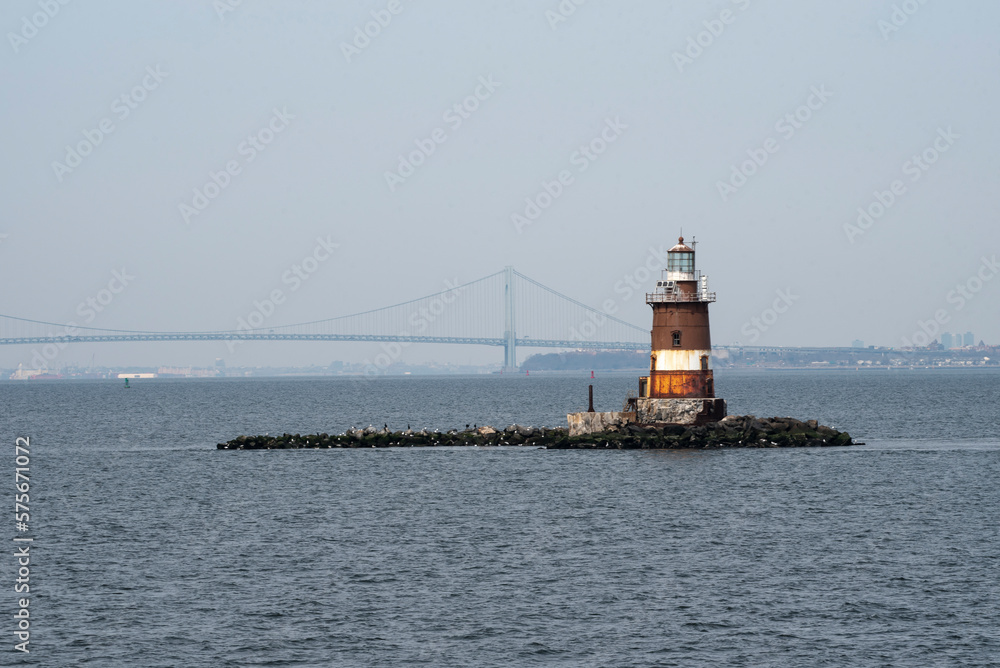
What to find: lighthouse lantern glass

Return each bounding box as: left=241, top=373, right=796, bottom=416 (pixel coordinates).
left=667, top=251, right=695, bottom=274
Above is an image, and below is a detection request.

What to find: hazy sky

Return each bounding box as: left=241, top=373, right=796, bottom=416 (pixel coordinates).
left=2, top=0, right=998, bottom=369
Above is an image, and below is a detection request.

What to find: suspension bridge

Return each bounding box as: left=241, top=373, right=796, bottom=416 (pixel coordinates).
left=0, top=267, right=649, bottom=368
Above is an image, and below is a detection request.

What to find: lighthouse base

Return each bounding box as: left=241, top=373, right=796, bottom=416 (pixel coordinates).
left=636, top=397, right=727, bottom=425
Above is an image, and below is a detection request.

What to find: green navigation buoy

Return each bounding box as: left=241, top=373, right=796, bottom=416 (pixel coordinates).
left=124, top=378, right=130, bottom=388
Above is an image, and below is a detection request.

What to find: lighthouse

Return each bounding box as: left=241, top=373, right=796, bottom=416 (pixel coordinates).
left=636, top=236, right=726, bottom=424
left=566, top=236, right=727, bottom=435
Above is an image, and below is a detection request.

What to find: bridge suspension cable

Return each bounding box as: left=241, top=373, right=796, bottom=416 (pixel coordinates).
left=0, top=268, right=649, bottom=366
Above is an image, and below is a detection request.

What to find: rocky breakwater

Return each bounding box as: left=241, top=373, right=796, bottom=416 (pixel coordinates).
left=217, top=416, right=857, bottom=450
left=217, top=425, right=560, bottom=450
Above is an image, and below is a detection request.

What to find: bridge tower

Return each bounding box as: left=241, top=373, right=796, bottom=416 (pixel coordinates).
left=503, top=265, right=517, bottom=371
left=636, top=236, right=726, bottom=423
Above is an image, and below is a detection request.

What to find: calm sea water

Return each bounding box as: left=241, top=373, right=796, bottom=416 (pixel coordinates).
left=2, top=369, right=999, bottom=667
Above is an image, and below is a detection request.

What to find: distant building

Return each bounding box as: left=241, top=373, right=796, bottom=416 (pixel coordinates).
left=964, top=331, right=974, bottom=346
left=852, top=339, right=865, bottom=348
left=940, top=332, right=953, bottom=348
left=9, top=364, right=43, bottom=380
left=157, top=367, right=218, bottom=378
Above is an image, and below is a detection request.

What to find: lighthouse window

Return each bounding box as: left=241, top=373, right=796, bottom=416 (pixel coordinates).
left=672, top=331, right=681, bottom=347
left=667, top=252, right=694, bottom=273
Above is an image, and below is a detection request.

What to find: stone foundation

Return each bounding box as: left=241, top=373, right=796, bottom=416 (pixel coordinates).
left=566, top=411, right=637, bottom=437
left=636, top=398, right=727, bottom=425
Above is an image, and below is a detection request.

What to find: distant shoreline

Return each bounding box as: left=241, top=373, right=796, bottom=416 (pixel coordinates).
left=3, top=365, right=999, bottom=382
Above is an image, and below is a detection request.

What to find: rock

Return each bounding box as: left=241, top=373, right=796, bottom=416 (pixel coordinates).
left=831, top=432, right=853, bottom=446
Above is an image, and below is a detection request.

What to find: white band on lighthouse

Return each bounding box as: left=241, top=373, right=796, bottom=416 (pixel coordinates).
left=651, top=349, right=712, bottom=372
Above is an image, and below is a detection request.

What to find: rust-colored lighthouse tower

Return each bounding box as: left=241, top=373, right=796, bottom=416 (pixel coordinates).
left=637, top=236, right=726, bottom=424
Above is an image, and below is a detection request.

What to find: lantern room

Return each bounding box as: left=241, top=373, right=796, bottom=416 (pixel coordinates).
left=665, top=238, right=696, bottom=282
